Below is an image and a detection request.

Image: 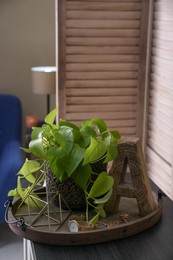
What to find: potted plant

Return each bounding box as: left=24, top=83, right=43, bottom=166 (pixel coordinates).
left=8, top=108, right=120, bottom=226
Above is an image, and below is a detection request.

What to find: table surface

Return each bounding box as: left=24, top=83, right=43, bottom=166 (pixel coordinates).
left=32, top=191, right=173, bottom=260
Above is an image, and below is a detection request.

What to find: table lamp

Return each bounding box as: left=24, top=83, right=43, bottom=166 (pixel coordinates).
left=31, top=66, right=56, bottom=114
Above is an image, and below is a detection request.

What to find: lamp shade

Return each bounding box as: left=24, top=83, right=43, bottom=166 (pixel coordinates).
left=31, top=66, right=56, bottom=95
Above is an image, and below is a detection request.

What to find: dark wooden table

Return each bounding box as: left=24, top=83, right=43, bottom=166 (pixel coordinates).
left=31, top=193, right=173, bottom=260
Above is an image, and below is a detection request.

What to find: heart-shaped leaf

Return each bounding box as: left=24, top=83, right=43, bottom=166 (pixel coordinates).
left=47, top=146, right=67, bottom=180
left=8, top=188, right=19, bottom=199
left=94, top=205, right=106, bottom=218
left=91, top=118, right=108, bottom=135
left=31, top=127, right=44, bottom=140
left=17, top=159, right=41, bottom=184
left=83, top=137, right=108, bottom=165
left=94, top=188, right=112, bottom=204
left=66, top=144, right=86, bottom=177
left=17, top=177, right=45, bottom=208
left=45, top=108, right=57, bottom=124
left=54, top=126, right=74, bottom=153
left=29, top=138, right=47, bottom=159
left=72, top=163, right=92, bottom=190
left=87, top=172, right=114, bottom=198
left=110, top=130, right=121, bottom=139
left=89, top=212, right=100, bottom=225
left=103, top=135, right=119, bottom=163
left=59, top=120, right=81, bottom=142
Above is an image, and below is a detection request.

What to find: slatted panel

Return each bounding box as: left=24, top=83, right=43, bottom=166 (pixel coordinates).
left=146, top=0, right=173, bottom=200
left=57, top=0, right=149, bottom=137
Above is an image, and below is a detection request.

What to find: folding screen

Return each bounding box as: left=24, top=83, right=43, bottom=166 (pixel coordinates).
left=56, top=0, right=150, bottom=140
left=146, top=0, right=173, bottom=200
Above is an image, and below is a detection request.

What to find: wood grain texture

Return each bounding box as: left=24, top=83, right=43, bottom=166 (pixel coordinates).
left=107, top=137, right=156, bottom=216
left=146, top=0, right=173, bottom=201
left=66, top=79, right=139, bottom=88
left=8, top=188, right=162, bottom=246
left=67, top=10, right=141, bottom=20
left=25, top=191, right=173, bottom=260
left=66, top=28, right=140, bottom=37
left=66, top=2, right=142, bottom=11
left=57, top=0, right=149, bottom=138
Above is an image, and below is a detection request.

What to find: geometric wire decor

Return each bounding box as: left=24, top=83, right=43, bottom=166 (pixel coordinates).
left=13, top=170, right=71, bottom=232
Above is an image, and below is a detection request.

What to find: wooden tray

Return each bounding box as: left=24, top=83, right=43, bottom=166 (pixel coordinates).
left=7, top=194, right=162, bottom=246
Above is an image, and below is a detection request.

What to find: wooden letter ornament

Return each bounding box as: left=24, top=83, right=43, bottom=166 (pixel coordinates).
left=106, top=137, right=156, bottom=216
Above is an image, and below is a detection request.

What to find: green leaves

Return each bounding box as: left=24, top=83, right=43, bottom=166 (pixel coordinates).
left=72, top=163, right=92, bottom=190
left=17, top=159, right=41, bottom=184
left=53, top=126, right=74, bottom=153
left=83, top=137, right=108, bottom=165
left=82, top=120, right=120, bottom=165
left=27, top=111, right=120, bottom=185
left=65, top=144, right=86, bottom=177
left=8, top=188, right=19, bottom=199
left=45, top=108, right=57, bottom=124
left=82, top=118, right=108, bottom=135
left=47, top=144, right=85, bottom=181
left=16, top=176, right=45, bottom=208
left=90, top=118, right=108, bottom=135
left=8, top=158, right=45, bottom=208
left=29, top=137, right=47, bottom=159
left=87, top=172, right=114, bottom=199
left=85, top=172, right=114, bottom=223
left=94, top=189, right=112, bottom=204
left=89, top=212, right=100, bottom=225
left=47, top=146, right=67, bottom=180
left=9, top=107, right=121, bottom=225
left=103, top=131, right=120, bottom=163
left=59, top=119, right=81, bottom=142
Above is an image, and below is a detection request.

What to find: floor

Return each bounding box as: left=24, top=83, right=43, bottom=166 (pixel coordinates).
left=0, top=222, right=23, bottom=260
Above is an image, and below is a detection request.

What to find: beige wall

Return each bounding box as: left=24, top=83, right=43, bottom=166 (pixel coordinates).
left=0, top=0, right=55, bottom=127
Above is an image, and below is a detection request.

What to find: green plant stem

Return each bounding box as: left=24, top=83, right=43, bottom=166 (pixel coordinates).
left=85, top=197, right=89, bottom=222
left=85, top=191, right=97, bottom=222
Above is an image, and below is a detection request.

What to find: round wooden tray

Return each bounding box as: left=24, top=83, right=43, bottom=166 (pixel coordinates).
left=7, top=193, right=162, bottom=246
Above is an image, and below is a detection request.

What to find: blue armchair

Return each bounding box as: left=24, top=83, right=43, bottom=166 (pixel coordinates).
left=0, top=94, right=23, bottom=223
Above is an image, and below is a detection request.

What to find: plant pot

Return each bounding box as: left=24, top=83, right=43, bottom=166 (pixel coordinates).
left=46, top=160, right=107, bottom=210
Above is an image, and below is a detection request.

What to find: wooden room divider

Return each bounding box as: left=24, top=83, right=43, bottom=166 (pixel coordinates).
left=145, top=0, right=173, bottom=200
left=55, top=0, right=150, bottom=140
